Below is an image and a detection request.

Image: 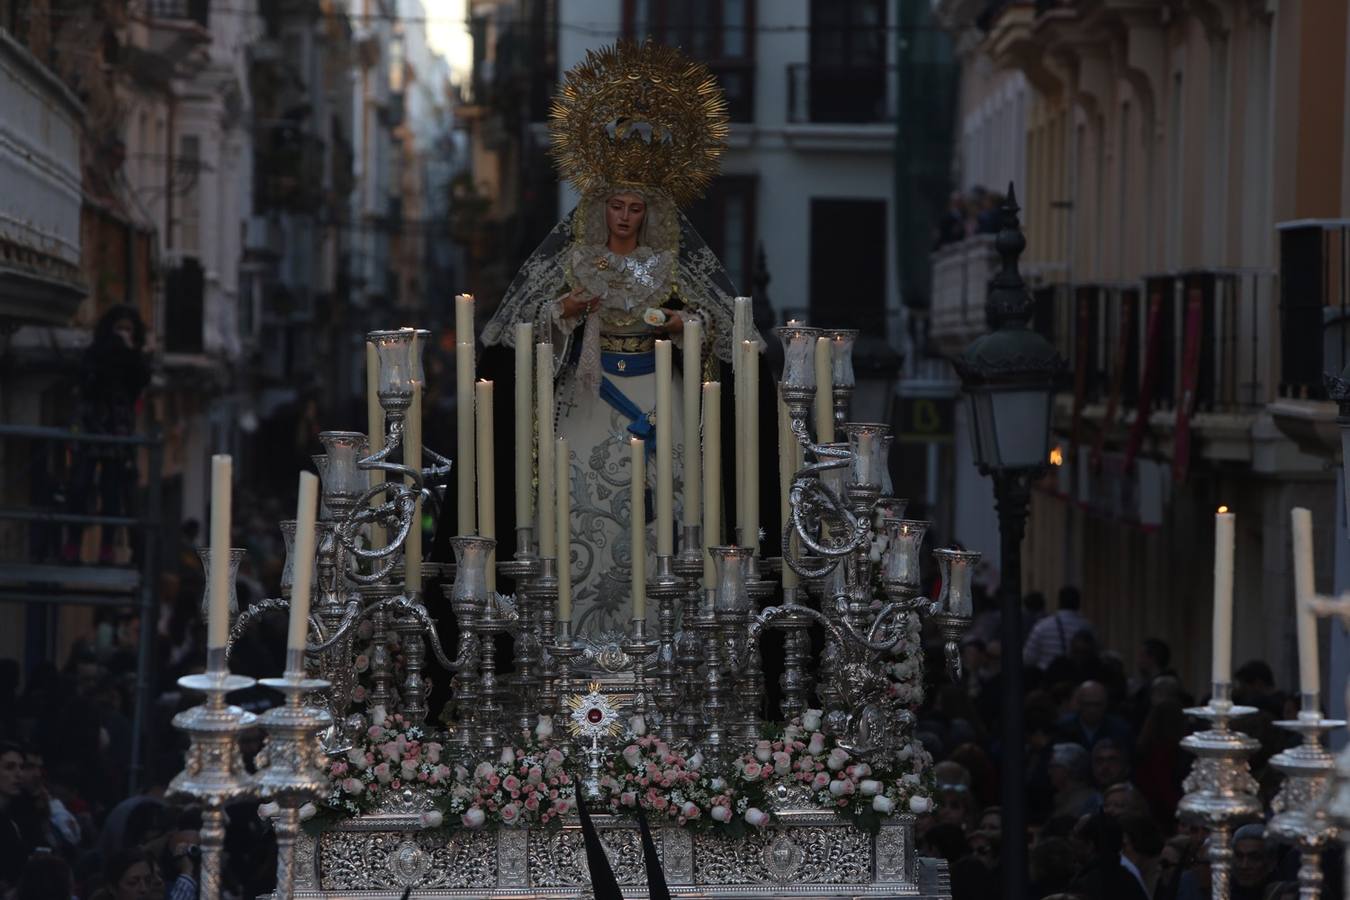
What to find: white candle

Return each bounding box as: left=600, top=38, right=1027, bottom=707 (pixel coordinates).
left=366, top=342, right=386, bottom=549
left=455, top=293, right=474, bottom=343
left=702, top=381, right=721, bottom=587
left=406, top=379, right=424, bottom=593
left=207, top=454, right=232, bottom=652
left=682, top=318, right=702, bottom=529
left=1212, top=507, right=1235, bottom=687
left=556, top=438, right=571, bottom=623
left=514, top=323, right=534, bottom=532
left=778, top=394, right=799, bottom=589
left=537, top=343, right=556, bottom=557
left=814, top=336, right=834, bottom=442
left=476, top=380, right=496, bottom=592
left=654, top=340, right=674, bottom=557
left=456, top=340, right=476, bottom=537
left=733, top=299, right=750, bottom=546
left=631, top=437, right=647, bottom=619
left=1291, top=507, right=1319, bottom=697
left=288, top=471, right=320, bottom=654
left=741, top=339, right=759, bottom=555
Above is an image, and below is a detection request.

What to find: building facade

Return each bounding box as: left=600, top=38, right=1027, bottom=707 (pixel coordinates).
left=931, top=0, right=1349, bottom=694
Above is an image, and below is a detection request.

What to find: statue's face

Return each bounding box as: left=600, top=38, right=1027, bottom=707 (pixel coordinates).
left=605, top=192, right=646, bottom=242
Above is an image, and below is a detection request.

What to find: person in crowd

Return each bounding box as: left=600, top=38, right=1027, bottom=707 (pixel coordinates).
left=1101, top=782, right=1150, bottom=820
left=1118, top=813, right=1163, bottom=897
left=1129, top=638, right=1174, bottom=725
left=1057, top=680, right=1134, bottom=754
left=15, top=852, right=74, bottom=900
left=1068, top=813, right=1148, bottom=900
left=1023, top=586, right=1094, bottom=670
left=1029, top=836, right=1078, bottom=899
left=63, top=305, right=152, bottom=564
left=0, top=741, right=38, bottom=892
left=93, top=848, right=160, bottom=900
left=1091, top=738, right=1131, bottom=791
left=1048, top=743, right=1100, bottom=820
left=1233, top=660, right=1283, bottom=716
left=1155, top=833, right=1196, bottom=900
left=1230, top=824, right=1276, bottom=900
left=159, top=808, right=201, bottom=900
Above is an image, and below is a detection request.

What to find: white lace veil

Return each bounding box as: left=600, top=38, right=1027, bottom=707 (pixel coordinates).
left=480, top=194, right=760, bottom=368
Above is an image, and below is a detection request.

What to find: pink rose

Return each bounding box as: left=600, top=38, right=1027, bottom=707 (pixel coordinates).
left=524, top=795, right=540, bottom=811
left=754, top=741, right=773, bottom=763
left=621, top=791, right=637, bottom=807
left=341, top=778, right=364, bottom=795
left=710, top=805, right=732, bottom=823
left=500, top=803, right=521, bottom=824
left=400, top=759, right=418, bottom=779
left=367, top=725, right=385, bottom=741
left=742, top=761, right=762, bottom=780
left=528, top=765, right=544, bottom=784
left=745, top=807, right=770, bottom=827
left=425, top=743, right=443, bottom=764
left=807, top=733, right=826, bottom=755
left=503, top=774, right=521, bottom=792
left=681, top=801, right=700, bottom=819
left=772, top=751, right=792, bottom=775
left=373, top=762, right=393, bottom=784
left=812, top=772, right=830, bottom=790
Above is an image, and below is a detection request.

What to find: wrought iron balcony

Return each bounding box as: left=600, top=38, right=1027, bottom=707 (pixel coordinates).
left=786, top=63, right=897, bottom=124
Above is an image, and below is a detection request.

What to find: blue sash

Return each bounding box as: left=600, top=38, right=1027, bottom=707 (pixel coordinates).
left=599, top=352, right=656, bottom=450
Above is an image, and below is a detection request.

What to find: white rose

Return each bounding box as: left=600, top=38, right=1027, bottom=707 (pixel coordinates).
left=688, top=751, right=704, bottom=770
left=710, top=776, right=726, bottom=792
left=642, top=308, right=667, bottom=327
left=754, top=741, right=773, bottom=763
left=629, top=715, right=647, bottom=736
left=873, top=795, right=896, bottom=814
left=710, top=805, right=732, bottom=823
left=500, top=747, right=516, bottom=766
left=298, top=803, right=317, bottom=821
left=859, top=779, right=881, bottom=796
left=744, top=807, right=770, bottom=828
left=622, top=745, right=643, bottom=768
left=347, top=747, right=368, bottom=769
left=807, top=733, right=826, bottom=755
left=909, top=795, right=932, bottom=814
left=681, top=801, right=700, bottom=818
left=474, top=761, right=496, bottom=780
left=535, top=715, right=554, bottom=740
left=371, top=705, right=387, bottom=726
left=419, top=810, right=444, bottom=829
left=802, top=709, right=823, bottom=731
left=462, top=808, right=486, bottom=829
left=829, top=780, right=849, bottom=797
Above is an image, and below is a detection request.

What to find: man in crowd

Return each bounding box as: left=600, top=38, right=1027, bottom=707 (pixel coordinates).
left=1023, top=586, right=1094, bottom=670
left=1058, top=681, right=1134, bottom=754
left=1231, top=824, right=1276, bottom=900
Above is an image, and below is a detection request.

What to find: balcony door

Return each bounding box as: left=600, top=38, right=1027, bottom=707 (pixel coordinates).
left=808, top=0, right=887, bottom=122
left=809, top=199, right=886, bottom=331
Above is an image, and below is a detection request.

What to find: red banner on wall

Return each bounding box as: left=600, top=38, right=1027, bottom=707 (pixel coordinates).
left=1070, top=291, right=1092, bottom=448
left=1171, top=288, right=1205, bottom=484
left=1092, top=290, right=1137, bottom=472
left=1124, top=289, right=1164, bottom=471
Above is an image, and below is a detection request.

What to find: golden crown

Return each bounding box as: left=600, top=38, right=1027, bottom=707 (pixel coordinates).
left=548, top=42, right=729, bottom=208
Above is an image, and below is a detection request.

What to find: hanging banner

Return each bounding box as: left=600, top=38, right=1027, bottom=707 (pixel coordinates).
left=1070, top=289, right=1092, bottom=448
left=1171, top=288, right=1205, bottom=484
left=1124, top=289, right=1165, bottom=471
left=1091, top=290, right=1136, bottom=472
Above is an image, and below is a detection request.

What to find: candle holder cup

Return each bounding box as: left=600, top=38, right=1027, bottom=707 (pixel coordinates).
left=1268, top=694, right=1343, bottom=900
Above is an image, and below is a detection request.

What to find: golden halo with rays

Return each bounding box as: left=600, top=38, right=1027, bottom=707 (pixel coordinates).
left=548, top=41, right=730, bottom=208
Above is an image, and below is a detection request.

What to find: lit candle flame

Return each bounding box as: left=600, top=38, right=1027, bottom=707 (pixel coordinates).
left=1217, top=505, right=1229, bottom=514
left=1049, top=446, right=1064, bottom=467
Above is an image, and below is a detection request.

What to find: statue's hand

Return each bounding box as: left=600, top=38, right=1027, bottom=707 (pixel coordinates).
left=661, top=310, right=684, bottom=335
left=560, top=288, right=600, bottom=319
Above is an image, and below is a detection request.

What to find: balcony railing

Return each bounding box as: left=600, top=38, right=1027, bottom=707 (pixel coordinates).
left=146, top=0, right=209, bottom=26
left=787, top=63, right=897, bottom=124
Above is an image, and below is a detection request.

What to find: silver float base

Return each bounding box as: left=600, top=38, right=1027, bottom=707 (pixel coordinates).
left=291, top=809, right=949, bottom=898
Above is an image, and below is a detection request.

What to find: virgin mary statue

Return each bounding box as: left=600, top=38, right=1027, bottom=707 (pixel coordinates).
left=481, top=43, right=760, bottom=650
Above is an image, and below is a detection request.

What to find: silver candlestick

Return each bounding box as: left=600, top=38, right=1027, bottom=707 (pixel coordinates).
left=500, top=550, right=542, bottom=733
left=1269, top=693, right=1342, bottom=900
left=648, top=555, right=682, bottom=740
left=622, top=617, right=659, bottom=727
left=256, top=652, right=332, bottom=900
left=167, top=650, right=258, bottom=900
left=550, top=620, right=585, bottom=733
left=673, top=524, right=706, bottom=743
left=1178, top=683, right=1262, bottom=900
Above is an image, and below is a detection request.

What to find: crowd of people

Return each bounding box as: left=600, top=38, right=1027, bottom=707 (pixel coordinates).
left=0, top=512, right=1332, bottom=900
left=914, top=584, right=1336, bottom=900
left=933, top=185, right=1011, bottom=249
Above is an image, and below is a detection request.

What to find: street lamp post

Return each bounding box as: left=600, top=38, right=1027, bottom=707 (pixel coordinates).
left=955, top=184, right=1062, bottom=900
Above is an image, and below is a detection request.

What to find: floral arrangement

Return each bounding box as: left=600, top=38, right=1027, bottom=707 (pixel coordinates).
left=732, top=710, right=935, bottom=834
left=595, top=718, right=771, bottom=833
left=438, top=737, right=575, bottom=830
left=324, top=709, right=451, bottom=817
